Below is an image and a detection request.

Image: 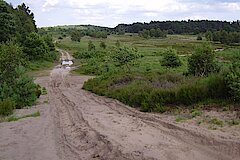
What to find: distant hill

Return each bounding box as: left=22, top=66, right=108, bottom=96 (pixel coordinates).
left=41, top=24, right=113, bottom=32
left=40, top=20, right=240, bottom=36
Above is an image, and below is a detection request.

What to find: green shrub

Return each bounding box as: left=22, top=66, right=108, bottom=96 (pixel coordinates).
left=161, top=48, right=181, bottom=67
left=112, top=81, right=152, bottom=108
left=206, top=74, right=228, bottom=99
left=111, top=47, right=140, bottom=72
left=13, top=72, right=37, bottom=109
left=83, top=72, right=230, bottom=113
left=0, top=98, right=15, bottom=116
left=225, top=62, right=240, bottom=101
left=149, top=89, right=176, bottom=105
left=88, top=41, right=95, bottom=51
left=176, top=81, right=207, bottom=105
left=188, top=44, right=219, bottom=76
left=23, top=32, right=50, bottom=61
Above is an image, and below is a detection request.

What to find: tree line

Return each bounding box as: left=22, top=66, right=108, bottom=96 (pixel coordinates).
left=205, top=30, right=240, bottom=45
left=139, top=28, right=167, bottom=38
left=115, top=20, right=240, bottom=34
left=0, top=0, right=57, bottom=116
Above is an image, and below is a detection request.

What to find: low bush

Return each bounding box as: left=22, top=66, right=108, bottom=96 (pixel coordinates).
left=0, top=98, right=15, bottom=116
left=188, top=44, right=220, bottom=76
left=161, top=48, right=181, bottom=67
left=225, top=62, right=240, bottom=101
left=83, top=72, right=229, bottom=112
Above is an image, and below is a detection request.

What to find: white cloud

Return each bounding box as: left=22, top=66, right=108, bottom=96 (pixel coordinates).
left=6, top=0, right=240, bottom=27
left=222, top=2, right=240, bottom=11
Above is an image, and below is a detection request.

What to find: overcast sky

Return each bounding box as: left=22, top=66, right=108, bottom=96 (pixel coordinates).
left=6, top=0, right=240, bottom=27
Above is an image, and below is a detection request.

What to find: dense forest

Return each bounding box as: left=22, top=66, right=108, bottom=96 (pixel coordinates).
left=0, top=0, right=57, bottom=116
left=115, top=20, right=240, bottom=34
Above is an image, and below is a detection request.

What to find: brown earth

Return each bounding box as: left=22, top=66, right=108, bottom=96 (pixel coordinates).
left=0, top=50, right=239, bottom=160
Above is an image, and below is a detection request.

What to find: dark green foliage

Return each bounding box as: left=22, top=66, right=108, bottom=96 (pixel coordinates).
left=188, top=44, right=219, bottom=76
left=83, top=72, right=229, bottom=112
left=15, top=3, right=37, bottom=42
left=23, top=32, right=50, bottom=61
left=111, top=47, right=140, bottom=71
left=0, top=1, right=16, bottom=42
left=0, top=42, right=24, bottom=84
left=43, top=34, right=55, bottom=51
left=88, top=41, right=95, bottom=51
left=100, top=41, right=106, bottom=49
left=209, top=30, right=240, bottom=44
left=0, top=1, right=53, bottom=114
left=0, top=98, right=15, bottom=116
left=139, top=28, right=167, bottom=38
left=115, top=20, right=240, bottom=34
left=161, top=48, right=181, bottom=67
left=74, top=50, right=94, bottom=59
left=225, top=62, right=240, bottom=101
left=71, top=30, right=83, bottom=42
left=0, top=13, right=16, bottom=42
left=12, top=67, right=37, bottom=108
left=73, top=49, right=114, bottom=75
left=153, top=104, right=167, bottom=113
left=0, top=45, right=39, bottom=109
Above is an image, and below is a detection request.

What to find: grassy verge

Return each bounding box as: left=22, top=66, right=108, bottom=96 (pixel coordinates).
left=27, top=60, right=56, bottom=71
left=7, top=111, right=40, bottom=122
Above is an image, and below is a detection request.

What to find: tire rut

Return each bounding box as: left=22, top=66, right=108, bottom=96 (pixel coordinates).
left=49, top=73, right=136, bottom=160
left=70, top=89, right=240, bottom=160
left=47, top=49, right=240, bottom=160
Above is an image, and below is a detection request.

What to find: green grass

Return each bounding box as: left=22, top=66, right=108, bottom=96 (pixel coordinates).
left=41, top=87, right=48, bottom=95
left=27, top=60, right=56, bottom=71
left=191, top=108, right=203, bottom=118
left=7, top=111, right=40, bottom=122
left=55, top=34, right=229, bottom=76
left=176, top=116, right=187, bottom=122
left=209, top=117, right=224, bottom=127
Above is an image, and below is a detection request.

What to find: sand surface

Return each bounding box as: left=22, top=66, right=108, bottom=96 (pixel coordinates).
left=0, top=50, right=239, bottom=160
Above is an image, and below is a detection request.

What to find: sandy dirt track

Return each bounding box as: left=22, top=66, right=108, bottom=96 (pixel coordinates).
left=0, top=50, right=240, bottom=160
